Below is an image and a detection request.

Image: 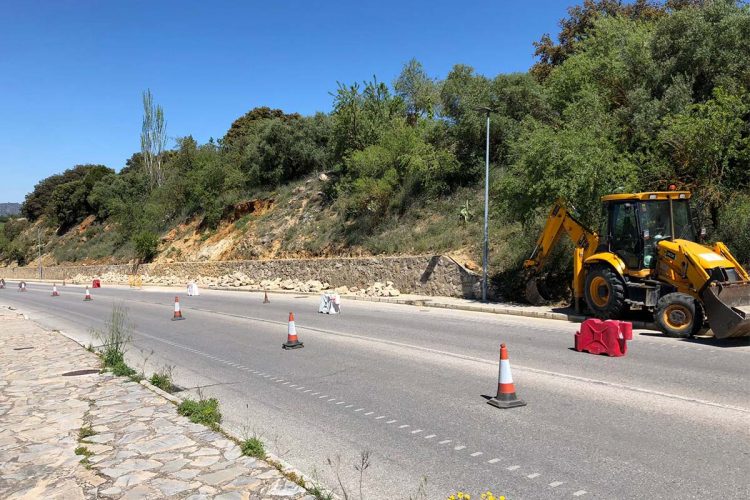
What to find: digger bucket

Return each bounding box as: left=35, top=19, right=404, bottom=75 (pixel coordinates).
left=701, top=281, right=750, bottom=339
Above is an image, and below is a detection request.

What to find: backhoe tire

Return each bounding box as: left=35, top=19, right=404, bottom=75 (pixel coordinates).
left=584, top=265, right=627, bottom=319
left=655, top=293, right=704, bottom=338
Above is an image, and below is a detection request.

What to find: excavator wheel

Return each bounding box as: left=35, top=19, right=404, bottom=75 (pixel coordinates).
left=654, top=293, right=704, bottom=338
left=584, top=265, right=627, bottom=319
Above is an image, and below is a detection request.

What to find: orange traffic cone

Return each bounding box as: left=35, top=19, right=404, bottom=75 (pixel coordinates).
left=487, top=343, right=526, bottom=409
left=51, top=284, right=59, bottom=296
left=282, top=312, right=303, bottom=349
left=263, top=290, right=270, bottom=304
left=172, top=296, right=185, bottom=321
left=84, top=287, right=92, bottom=301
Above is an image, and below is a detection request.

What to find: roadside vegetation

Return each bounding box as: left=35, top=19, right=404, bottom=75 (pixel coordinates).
left=2, top=1, right=749, bottom=301
left=177, top=397, right=222, bottom=429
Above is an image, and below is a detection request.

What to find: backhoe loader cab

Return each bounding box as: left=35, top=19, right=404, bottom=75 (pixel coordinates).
left=599, top=192, right=696, bottom=271
left=525, top=191, right=750, bottom=339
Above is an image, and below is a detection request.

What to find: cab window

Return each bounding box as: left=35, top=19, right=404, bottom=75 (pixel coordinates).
left=610, top=202, right=639, bottom=269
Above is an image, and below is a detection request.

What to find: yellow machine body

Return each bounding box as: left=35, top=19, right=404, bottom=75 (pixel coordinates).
left=524, top=192, right=750, bottom=338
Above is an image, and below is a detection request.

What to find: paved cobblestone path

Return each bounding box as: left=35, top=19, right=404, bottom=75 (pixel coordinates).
left=0, top=306, right=311, bottom=499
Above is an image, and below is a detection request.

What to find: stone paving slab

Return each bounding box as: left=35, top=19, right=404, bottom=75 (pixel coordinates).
left=0, top=306, right=311, bottom=499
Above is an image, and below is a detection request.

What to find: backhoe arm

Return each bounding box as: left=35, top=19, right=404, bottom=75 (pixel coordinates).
left=524, top=199, right=598, bottom=273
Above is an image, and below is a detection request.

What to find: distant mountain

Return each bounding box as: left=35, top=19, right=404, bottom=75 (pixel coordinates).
left=0, top=203, right=21, bottom=216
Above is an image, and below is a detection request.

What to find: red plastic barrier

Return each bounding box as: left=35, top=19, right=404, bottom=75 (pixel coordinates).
left=575, top=318, right=632, bottom=357
left=92, top=279, right=101, bottom=288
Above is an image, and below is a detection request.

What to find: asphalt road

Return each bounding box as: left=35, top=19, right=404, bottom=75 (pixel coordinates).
left=2, top=281, right=749, bottom=499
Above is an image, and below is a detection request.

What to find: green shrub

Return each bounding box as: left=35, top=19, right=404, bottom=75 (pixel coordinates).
left=150, top=369, right=174, bottom=393
left=240, top=436, right=266, bottom=458
left=111, top=360, right=136, bottom=377
left=718, top=194, right=750, bottom=266
left=133, top=230, right=159, bottom=262
left=177, top=398, right=222, bottom=428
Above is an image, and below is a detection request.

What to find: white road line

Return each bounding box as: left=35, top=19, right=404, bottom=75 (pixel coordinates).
left=573, top=491, right=587, bottom=497
left=345, top=405, right=354, bottom=408
left=386, top=420, right=397, bottom=424
left=454, top=445, right=466, bottom=451
left=549, top=481, right=564, bottom=488
left=527, top=473, right=540, bottom=479
left=336, top=401, right=345, bottom=405
left=488, top=458, right=500, bottom=464
left=304, top=390, right=312, bottom=393
left=424, top=434, right=436, bottom=439
left=411, top=429, right=423, bottom=434
left=289, top=384, right=297, bottom=387
left=283, top=382, right=291, bottom=385
left=507, top=465, right=520, bottom=471
left=364, top=412, right=374, bottom=415
left=327, top=398, right=336, bottom=401
left=319, top=395, right=327, bottom=399
left=311, top=392, right=319, bottom=395
left=355, top=408, right=364, bottom=412
left=470, top=452, right=483, bottom=457
left=375, top=416, right=385, bottom=419
left=439, top=440, right=451, bottom=444
left=399, top=424, right=410, bottom=429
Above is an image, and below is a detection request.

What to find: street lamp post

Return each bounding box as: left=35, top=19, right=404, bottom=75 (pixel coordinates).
left=475, top=106, right=493, bottom=303
left=37, top=228, right=42, bottom=280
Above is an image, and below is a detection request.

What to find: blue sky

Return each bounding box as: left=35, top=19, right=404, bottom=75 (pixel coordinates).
left=0, top=0, right=572, bottom=202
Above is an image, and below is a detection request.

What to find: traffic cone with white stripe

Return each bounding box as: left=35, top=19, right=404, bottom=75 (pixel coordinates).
left=51, top=284, right=59, bottom=296
left=488, top=343, right=526, bottom=409
left=172, top=296, right=185, bottom=321
left=83, top=287, right=92, bottom=301
left=263, top=290, right=270, bottom=304
left=282, top=312, right=303, bottom=349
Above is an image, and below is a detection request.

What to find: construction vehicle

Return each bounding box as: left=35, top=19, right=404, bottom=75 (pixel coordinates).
left=524, top=190, right=750, bottom=339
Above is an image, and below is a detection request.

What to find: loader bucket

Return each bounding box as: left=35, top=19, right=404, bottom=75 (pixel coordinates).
left=701, top=281, right=750, bottom=339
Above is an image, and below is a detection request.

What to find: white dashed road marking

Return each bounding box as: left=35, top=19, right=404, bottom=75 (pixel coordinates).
left=411, top=429, right=423, bottom=434
left=386, top=420, right=397, bottom=424
left=439, top=440, right=451, bottom=444
left=424, top=434, right=436, bottom=439
left=488, top=458, right=500, bottom=464
left=549, top=481, right=564, bottom=488
left=573, top=491, right=587, bottom=497
left=507, top=465, right=520, bottom=471
left=454, top=445, right=466, bottom=451
left=470, top=452, right=483, bottom=457
left=399, top=424, right=410, bottom=429
left=527, top=473, right=540, bottom=479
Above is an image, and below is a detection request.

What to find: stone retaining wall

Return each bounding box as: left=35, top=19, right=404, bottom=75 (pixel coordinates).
left=1, top=255, right=481, bottom=298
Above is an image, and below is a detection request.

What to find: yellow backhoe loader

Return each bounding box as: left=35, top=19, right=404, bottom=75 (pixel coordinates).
left=524, top=191, right=750, bottom=339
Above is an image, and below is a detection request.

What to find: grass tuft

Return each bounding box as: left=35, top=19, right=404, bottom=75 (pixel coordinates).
left=177, top=397, right=222, bottom=429
left=78, top=423, right=95, bottom=440
left=240, top=436, right=266, bottom=459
